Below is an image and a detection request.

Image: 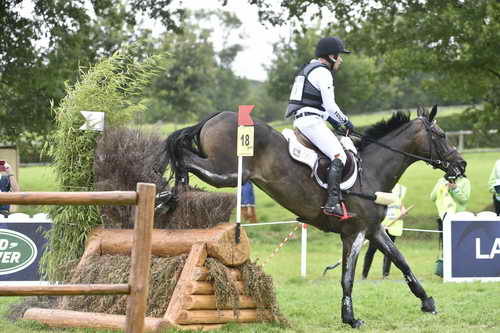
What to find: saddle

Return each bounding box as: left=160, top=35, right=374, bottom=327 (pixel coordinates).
left=282, top=128, right=359, bottom=190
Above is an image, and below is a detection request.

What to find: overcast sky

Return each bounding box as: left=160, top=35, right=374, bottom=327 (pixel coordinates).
left=171, top=1, right=293, bottom=81
left=17, top=0, right=296, bottom=81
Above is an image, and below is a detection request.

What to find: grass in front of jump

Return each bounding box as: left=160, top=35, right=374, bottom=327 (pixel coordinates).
left=1, top=234, right=499, bottom=332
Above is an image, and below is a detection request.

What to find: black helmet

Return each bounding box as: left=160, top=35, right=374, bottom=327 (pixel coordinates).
left=315, top=37, right=351, bottom=57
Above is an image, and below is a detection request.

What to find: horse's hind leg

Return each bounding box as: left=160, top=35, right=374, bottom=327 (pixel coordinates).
left=340, top=231, right=366, bottom=328
left=183, top=149, right=249, bottom=188
left=371, top=228, right=437, bottom=314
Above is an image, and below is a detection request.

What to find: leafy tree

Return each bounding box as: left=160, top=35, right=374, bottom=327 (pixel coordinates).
left=145, top=10, right=249, bottom=123
left=0, top=0, right=185, bottom=143
left=243, top=0, right=500, bottom=124
left=265, top=28, right=395, bottom=114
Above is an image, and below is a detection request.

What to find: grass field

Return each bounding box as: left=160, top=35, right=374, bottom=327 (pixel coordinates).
left=2, top=235, right=500, bottom=332
left=2, top=108, right=499, bottom=332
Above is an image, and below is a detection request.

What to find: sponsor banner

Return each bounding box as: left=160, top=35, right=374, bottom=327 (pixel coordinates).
left=443, top=215, right=500, bottom=282
left=0, top=222, right=52, bottom=281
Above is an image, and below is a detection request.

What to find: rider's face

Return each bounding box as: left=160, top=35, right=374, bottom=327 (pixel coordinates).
left=330, top=55, right=343, bottom=72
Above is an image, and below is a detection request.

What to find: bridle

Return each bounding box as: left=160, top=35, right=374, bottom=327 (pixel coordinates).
left=349, top=117, right=460, bottom=174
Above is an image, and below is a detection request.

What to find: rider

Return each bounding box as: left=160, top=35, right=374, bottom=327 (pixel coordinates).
left=286, top=36, right=354, bottom=218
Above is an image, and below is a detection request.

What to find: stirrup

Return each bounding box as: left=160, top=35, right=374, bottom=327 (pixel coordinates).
left=323, top=202, right=354, bottom=220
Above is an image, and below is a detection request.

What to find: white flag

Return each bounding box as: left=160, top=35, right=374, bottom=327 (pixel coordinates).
left=80, top=111, right=105, bottom=131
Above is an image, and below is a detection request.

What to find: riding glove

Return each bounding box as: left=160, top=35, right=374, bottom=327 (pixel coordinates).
left=344, top=120, right=354, bottom=131
left=327, top=117, right=341, bottom=129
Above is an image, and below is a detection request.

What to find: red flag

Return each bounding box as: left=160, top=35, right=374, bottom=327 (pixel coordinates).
left=238, top=105, right=254, bottom=126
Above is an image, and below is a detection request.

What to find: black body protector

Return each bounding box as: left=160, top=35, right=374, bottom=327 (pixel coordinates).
left=285, top=62, right=331, bottom=118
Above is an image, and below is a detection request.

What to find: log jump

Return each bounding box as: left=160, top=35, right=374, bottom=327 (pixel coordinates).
left=0, top=184, right=267, bottom=331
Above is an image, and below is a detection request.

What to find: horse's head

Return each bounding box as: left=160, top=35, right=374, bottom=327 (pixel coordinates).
left=415, top=105, right=467, bottom=180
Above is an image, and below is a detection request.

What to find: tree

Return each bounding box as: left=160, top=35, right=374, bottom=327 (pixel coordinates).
left=243, top=0, right=500, bottom=122
left=265, top=27, right=396, bottom=114
left=0, top=0, right=185, bottom=142
left=145, top=10, right=249, bottom=123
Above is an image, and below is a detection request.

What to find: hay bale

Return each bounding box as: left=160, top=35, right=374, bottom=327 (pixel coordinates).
left=51, top=255, right=286, bottom=326
left=94, top=128, right=236, bottom=230
left=158, top=186, right=236, bottom=229
left=60, top=254, right=186, bottom=317
left=94, top=127, right=170, bottom=229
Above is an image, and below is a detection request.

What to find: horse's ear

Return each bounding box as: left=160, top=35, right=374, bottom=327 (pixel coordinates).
left=429, top=104, right=438, bottom=122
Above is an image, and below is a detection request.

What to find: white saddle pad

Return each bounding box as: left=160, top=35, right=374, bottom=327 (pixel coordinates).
left=282, top=128, right=358, bottom=190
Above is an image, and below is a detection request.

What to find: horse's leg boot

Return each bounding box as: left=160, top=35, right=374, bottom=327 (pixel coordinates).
left=323, top=158, right=352, bottom=219
left=383, top=254, right=391, bottom=278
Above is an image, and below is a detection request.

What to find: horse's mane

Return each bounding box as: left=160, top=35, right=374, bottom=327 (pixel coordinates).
left=357, top=111, right=411, bottom=150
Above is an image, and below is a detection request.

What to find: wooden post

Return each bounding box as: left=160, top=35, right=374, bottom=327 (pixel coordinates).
left=125, top=183, right=156, bottom=333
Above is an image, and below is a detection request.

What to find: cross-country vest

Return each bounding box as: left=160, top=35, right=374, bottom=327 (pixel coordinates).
left=285, top=62, right=332, bottom=118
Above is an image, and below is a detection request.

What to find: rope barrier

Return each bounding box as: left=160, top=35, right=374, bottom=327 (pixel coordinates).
left=403, top=228, right=442, bottom=233
left=258, top=223, right=300, bottom=267
left=241, top=220, right=298, bottom=227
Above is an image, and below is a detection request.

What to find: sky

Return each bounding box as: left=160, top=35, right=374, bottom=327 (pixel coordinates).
left=168, top=1, right=294, bottom=81
left=17, top=0, right=298, bottom=82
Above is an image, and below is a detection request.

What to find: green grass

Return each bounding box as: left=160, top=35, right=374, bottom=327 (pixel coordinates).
left=3, top=108, right=498, bottom=332
left=2, top=235, right=500, bottom=332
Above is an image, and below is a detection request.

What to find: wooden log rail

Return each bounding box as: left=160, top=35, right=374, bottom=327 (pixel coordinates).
left=86, top=222, right=250, bottom=266
left=0, top=191, right=137, bottom=205
left=0, top=183, right=156, bottom=333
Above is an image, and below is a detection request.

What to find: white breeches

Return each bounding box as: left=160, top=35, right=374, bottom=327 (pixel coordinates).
left=294, top=114, right=346, bottom=164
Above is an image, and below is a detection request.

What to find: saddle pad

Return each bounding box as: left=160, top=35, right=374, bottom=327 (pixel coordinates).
left=282, top=128, right=357, bottom=190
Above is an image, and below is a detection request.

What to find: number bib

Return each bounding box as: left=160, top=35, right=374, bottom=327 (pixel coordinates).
left=289, top=75, right=305, bottom=101
left=237, top=126, right=254, bottom=156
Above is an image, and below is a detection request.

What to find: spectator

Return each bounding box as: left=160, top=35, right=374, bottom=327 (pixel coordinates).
left=0, top=160, right=20, bottom=217
left=241, top=181, right=257, bottom=223
left=362, top=183, right=407, bottom=279
left=430, top=175, right=471, bottom=238
left=488, top=159, right=500, bottom=215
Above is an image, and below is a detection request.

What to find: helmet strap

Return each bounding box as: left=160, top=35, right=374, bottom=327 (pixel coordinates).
left=320, top=56, right=335, bottom=70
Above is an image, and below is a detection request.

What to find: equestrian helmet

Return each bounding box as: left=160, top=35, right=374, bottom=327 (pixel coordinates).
left=315, top=37, right=351, bottom=57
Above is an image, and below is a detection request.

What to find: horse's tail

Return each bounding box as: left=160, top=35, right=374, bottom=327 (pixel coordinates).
left=164, top=112, right=222, bottom=185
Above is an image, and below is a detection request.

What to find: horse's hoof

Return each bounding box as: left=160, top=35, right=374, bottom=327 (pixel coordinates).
left=421, top=297, right=437, bottom=314
left=343, top=319, right=364, bottom=328
left=350, top=319, right=364, bottom=328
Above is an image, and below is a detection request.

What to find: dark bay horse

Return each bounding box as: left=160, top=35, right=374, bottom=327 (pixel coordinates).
left=164, top=105, right=466, bottom=328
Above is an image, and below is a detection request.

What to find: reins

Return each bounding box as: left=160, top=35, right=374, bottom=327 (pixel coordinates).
left=346, top=119, right=452, bottom=170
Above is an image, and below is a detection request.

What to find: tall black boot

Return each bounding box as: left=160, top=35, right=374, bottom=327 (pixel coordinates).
left=323, top=158, right=345, bottom=216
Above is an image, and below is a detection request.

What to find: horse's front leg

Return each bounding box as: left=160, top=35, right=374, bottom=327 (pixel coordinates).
left=340, top=231, right=366, bottom=328
left=371, top=227, right=437, bottom=314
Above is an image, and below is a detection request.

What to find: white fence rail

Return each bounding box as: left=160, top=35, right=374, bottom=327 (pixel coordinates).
left=447, top=129, right=498, bottom=152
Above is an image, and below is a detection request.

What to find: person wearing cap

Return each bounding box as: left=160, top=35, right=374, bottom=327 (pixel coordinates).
left=285, top=36, right=354, bottom=218
left=431, top=175, right=471, bottom=240
left=0, top=160, right=20, bottom=217
left=488, top=159, right=500, bottom=215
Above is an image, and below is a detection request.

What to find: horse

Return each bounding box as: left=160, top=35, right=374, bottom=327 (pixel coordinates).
left=163, top=105, right=466, bottom=328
